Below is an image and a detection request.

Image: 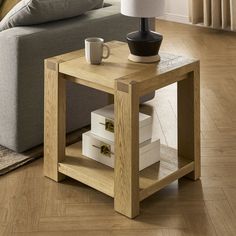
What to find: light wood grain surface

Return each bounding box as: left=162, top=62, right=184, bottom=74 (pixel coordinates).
left=46, top=37, right=200, bottom=218
left=59, top=141, right=195, bottom=202
left=114, top=82, right=140, bottom=218
left=59, top=42, right=198, bottom=96
left=1, top=20, right=236, bottom=235
left=44, top=58, right=66, bottom=182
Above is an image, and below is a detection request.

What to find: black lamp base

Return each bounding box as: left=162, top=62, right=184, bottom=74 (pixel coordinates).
left=126, top=18, right=163, bottom=63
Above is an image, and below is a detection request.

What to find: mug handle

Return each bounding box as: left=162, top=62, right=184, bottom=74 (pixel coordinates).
left=102, top=44, right=110, bottom=59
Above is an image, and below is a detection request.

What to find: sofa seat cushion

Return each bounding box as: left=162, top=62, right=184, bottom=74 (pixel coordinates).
left=0, top=0, right=104, bottom=31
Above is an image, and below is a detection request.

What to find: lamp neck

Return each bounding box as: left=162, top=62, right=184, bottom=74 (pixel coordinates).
left=140, top=18, right=149, bottom=32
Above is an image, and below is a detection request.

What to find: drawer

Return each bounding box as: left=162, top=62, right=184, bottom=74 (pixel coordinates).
left=91, top=104, right=153, bottom=143
left=82, top=131, right=160, bottom=171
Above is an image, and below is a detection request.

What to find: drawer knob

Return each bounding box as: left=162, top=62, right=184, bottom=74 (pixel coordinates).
left=92, top=144, right=113, bottom=157
left=99, top=119, right=114, bottom=133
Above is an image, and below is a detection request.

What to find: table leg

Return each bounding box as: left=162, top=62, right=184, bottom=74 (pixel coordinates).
left=114, top=81, right=140, bottom=218
left=44, top=59, right=66, bottom=182
left=177, top=66, right=201, bottom=180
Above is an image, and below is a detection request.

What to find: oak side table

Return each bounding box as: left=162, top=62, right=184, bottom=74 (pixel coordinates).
left=44, top=41, right=200, bottom=219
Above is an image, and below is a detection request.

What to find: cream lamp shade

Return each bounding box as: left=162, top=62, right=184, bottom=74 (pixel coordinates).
left=121, top=0, right=165, bottom=18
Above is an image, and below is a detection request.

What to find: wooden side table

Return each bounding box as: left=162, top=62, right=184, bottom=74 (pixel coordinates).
left=44, top=41, right=200, bottom=219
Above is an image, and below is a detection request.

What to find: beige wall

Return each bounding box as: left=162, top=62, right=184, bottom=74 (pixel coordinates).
left=159, top=0, right=189, bottom=23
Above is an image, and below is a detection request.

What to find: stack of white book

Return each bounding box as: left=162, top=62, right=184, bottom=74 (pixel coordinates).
left=82, top=104, right=160, bottom=170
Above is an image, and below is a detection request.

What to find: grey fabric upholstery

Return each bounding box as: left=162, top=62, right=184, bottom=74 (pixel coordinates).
left=0, top=0, right=104, bottom=31
left=0, top=0, right=155, bottom=152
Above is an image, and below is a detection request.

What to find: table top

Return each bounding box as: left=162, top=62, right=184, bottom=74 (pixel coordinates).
left=58, top=41, right=199, bottom=95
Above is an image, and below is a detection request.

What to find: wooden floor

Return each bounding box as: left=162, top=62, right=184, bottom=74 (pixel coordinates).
left=1, top=20, right=236, bottom=236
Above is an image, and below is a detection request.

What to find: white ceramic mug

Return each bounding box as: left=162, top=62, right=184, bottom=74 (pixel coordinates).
left=85, top=38, right=110, bottom=65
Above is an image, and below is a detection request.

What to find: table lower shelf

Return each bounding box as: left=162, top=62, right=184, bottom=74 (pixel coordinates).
left=58, top=141, right=194, bottom=201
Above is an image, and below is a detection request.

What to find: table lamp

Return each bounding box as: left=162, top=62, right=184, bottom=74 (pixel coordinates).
left=121, top=0, right=165, bottom=63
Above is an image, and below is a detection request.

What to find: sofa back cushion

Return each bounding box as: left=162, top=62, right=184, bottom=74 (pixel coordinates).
left=0, top=0, right=104, bottom=31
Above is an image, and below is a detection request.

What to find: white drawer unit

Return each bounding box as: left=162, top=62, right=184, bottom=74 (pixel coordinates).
left=91, top=104, right=153, bottom=143
left=82, top=131, right=160, bottom=171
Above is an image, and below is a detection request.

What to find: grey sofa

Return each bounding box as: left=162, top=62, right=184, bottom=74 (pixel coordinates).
left=0, top=0, right=154, bottom=152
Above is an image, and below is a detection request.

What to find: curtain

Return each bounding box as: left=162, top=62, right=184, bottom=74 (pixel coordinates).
left=189, top=0, right=236, bottom=31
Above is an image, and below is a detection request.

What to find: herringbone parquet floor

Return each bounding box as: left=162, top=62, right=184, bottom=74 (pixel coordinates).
left=1, top=20, right=236, bottom=236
